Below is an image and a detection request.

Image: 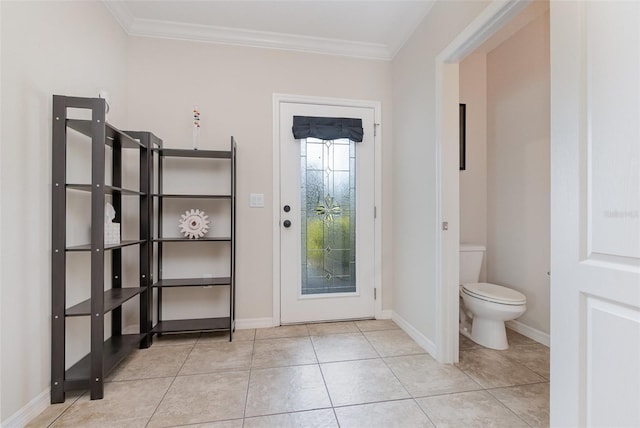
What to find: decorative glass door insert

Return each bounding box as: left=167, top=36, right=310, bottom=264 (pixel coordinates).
left=301, top=137, right=356, bottom=295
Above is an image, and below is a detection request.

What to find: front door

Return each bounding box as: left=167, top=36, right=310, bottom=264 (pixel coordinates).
left=551, top=2, right=640, bottom=426
left=279, top=101, right=376, bottom=324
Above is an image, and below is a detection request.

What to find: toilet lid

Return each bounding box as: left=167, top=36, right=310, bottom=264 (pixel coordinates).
left=462, top=282, right=526, bottom=305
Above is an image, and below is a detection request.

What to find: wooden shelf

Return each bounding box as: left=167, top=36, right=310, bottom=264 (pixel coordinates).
left=66, top=239, right=145, bottom=252
left=64, top=334, right=145, bottom=390
left=152, top=317, right=230, bottom=334
left=153, top=237, right=231, bottom=243
left=154, top=148, right=231, bottom=158
left=66, top=287, right=146, bottom=317
left=66, top=119, right=143, bottom=149
left=153, top=277, right=231, bottom=288
left=67, top=184, right=145, bottom=196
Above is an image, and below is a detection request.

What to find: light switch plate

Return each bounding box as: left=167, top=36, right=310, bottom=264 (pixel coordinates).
left=250, top=193, right=264, bottom=208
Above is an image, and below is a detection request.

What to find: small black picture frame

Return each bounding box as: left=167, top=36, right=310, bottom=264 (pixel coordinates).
left=459, top=103, right=466, bottom=171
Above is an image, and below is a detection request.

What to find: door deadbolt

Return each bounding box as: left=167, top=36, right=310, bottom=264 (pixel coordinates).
left=283, top=205, right=291, bottom=213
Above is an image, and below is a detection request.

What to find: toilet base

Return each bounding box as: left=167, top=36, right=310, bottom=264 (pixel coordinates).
left=471, top=317, right=509, bottom=350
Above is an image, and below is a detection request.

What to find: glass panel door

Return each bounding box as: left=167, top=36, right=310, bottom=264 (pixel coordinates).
left=279, top=100, right=375, bottom=324
left=301, top=138, right=356, bottom=295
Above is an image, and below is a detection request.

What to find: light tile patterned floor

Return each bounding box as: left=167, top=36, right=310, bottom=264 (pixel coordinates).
left=28, top=321, right=549, bottom=427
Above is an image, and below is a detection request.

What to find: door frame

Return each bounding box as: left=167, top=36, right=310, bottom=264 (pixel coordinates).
left=434, top=0, right=531, bottom=363
left=272, top=93, right=383, bottom=326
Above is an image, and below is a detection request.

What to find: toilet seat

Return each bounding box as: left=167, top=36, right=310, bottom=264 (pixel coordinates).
left=461, top=282, right=526, bottom=305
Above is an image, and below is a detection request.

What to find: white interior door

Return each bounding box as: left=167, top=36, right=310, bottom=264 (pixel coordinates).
left=279, top=101, right=375, bottom=324
left=551, top=2, right=640, bottom=426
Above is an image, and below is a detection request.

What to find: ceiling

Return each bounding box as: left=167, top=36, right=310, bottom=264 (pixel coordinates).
left=103, top=1, right=436, bottom=60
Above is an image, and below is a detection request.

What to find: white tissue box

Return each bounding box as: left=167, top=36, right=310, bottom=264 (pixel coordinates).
left=105, top=223, right=120, bottom=245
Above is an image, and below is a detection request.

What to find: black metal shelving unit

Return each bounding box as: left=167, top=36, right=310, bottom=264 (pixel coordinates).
left=151, top=139, right=236, bottom=340
left=51, top=96, right=156, bottom=403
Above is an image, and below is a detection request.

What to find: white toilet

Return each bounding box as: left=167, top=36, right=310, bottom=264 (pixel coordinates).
left=459, top=244, right=526, bottom=350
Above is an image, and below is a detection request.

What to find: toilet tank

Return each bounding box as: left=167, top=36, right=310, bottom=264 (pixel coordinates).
left=459, top=244, right=485, bottom=284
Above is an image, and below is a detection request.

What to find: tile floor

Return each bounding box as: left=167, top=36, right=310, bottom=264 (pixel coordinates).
left=28, top=321, right=549, bottom=427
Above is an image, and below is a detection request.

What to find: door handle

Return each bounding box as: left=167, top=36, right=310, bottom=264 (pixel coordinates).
left=283, top=220, right=292, bottom=228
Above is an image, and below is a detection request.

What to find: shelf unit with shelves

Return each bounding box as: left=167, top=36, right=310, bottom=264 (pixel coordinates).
left=51, top=96, right=157, bottom=403
left=151, top=140, right=236, bottom=339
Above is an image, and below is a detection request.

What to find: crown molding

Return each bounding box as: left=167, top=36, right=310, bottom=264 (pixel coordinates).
left=130, top=18, right=392, bottom=60
left=102, top=1, right=391, bottom=60
left=102, top=0, right=135, bottom=33
left=439, top=0, right=531, bottom=63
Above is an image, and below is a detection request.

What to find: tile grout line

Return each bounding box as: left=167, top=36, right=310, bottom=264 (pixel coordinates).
left=330, top=396, right=433, bottom=410
left=484, top=378, right=549, bottom=427
left=360, top=330, right=439, bottom=427
left=484, top=380, right=550, bottom=392
left=314, top=320, right=402, bottom=424
left=241, top=334, right=257, bottom=427
left=458, top=348, right=547, bottom=386
left=363, top=333, right=431, bottom=427
left=453, top=343, right=548, bottom=428
left=449, top=354, right=484, bottom=391
left=404, top=384, right=484, bottom=401
left=308, top=327, right=340, bottom=427
left=169, top=417, right=243, bottom=427
left=173, top=338, right=255, bottom=378
left=144, top=333, right=201, bottom=428
left=251, top=336, right=318, bottom=369
left=45, top=390, right=87, bottom=427
left=484, top=345, right=549, bottom=374
left=253, top=323, right=310, bottom=341
left=484, top=388, right=535, bottom=428
left=498, top=352, right=550, bottom=380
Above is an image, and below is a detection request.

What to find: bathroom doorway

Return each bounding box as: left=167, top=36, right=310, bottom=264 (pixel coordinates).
left=458, top=3, right=551, bottom=347
left=439, top=1, right=640, bottom=425
left=434, top=0, right=550, bottom=363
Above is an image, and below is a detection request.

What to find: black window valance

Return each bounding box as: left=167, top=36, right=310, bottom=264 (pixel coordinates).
left=292, top=116, right=363, bottom=143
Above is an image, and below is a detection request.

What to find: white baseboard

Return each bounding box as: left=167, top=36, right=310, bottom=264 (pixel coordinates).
left=506, top=319, right=550, bottom=347
left=378, top=309, right=392, bottom=320
left=235, top=317, right=273, bottom=330
left=2, top=387, right=50, bottom=428
left=391, top=311, right=437, bottom=357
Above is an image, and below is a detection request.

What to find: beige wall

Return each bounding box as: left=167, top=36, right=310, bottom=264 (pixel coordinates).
left=459, top=53, right=488, bottom=281
left=0, top=1, right=128, bottom=421
left=391, top=0, right=489, bottom=343
left=486, top=12, right=550, bottom=334
left=2, top=4, right=393, bottom=419
left=125, top=37, right=394, bottom=321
